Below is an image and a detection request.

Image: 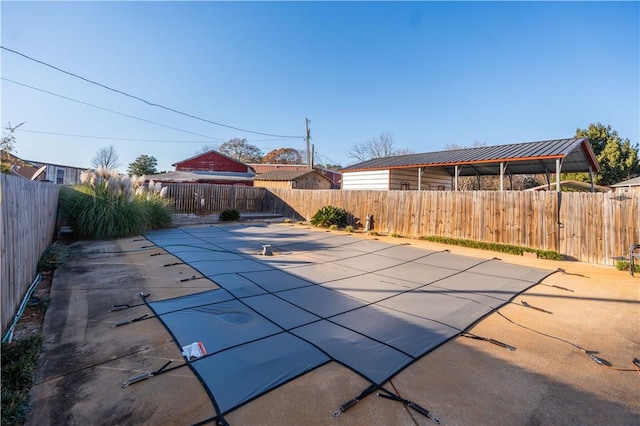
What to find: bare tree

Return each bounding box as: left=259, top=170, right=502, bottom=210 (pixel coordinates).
left=347, top=132, right=413, bottom=162
left=445, top=141, right=496, bottom=190
left=92, top=145, right=121, bottom=170
left=445, top=141, right=542, bottom=190
left=1, top=121, right=26, bottom=173
left=196, top=144, right=217, bottom=155
left=1, top=121, right=25, bottom=154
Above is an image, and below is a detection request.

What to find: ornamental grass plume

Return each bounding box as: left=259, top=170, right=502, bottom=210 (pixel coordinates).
left=58, top=168, right=172, bottom=239
left=80, top=170, right=93, bottom=185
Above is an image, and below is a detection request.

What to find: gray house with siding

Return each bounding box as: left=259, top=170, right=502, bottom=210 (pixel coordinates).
left=342, top=138, right=600, bottom=192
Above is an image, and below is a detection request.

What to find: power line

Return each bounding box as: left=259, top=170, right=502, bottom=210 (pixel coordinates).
left=315, top=151, right=343, bottom=167
left=2, top=77, right=220, bottom=140
left=2, top=46, right=304, bottom=139
left=17, top=128, right=219, bottom=144
left=17, top=128, right=299, bottom=146
left=313, top=122, right=352, bottom=146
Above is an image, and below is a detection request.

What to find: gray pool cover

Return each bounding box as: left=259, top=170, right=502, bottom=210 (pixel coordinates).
left=143, top=224, right=554, bottom=418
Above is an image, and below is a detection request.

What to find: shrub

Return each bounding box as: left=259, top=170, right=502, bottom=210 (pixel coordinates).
left=37, top=243, right=71, bottom=272
left=390, top=233, right=401, bottom=238
left=219, top=209, right=241, bottom=221
left=139, top=196, right=172, bottom=229
left=1, top=334, right=43, bottom=425
left=419, top=236, right=562, bottom=260
left=310, top=206, right=348, bottom=228
left=345, top=225, right=354, bottom=233
left=77, top=187, right=145, bottom=239
left=616, top=260, right=640, bottom=273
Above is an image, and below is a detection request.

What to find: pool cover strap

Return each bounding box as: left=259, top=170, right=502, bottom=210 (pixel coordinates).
left=113, top=314, right=148, bottom=328
left=377, top=389, right=440, bottom=424
left=460, top=332, right=517, bottom=351
left=192, top=415, right=229, bottom=426
left=332, top=384, right=378, bottom=417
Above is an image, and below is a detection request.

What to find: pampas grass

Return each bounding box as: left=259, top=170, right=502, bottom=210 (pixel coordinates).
left=58, top=171, right=172, bottom=240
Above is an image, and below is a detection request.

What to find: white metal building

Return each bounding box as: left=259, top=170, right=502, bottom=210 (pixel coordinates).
left=342, top=138, right=600, bottom=192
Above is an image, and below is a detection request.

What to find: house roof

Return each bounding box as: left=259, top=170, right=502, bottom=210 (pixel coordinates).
left=526, top=180, right=611, bottom=192
left=249, top=163, right=310, bottom=174
left=11, top=165, right=40, bottom=179
left=143, top=171, right=255, bottom=183
left=253, top=170, right=332, bottom=182
left=610, top=176, right=640, bottom=188
left=172, top=149, right=254, bottom=171
left=342, top=138, right=600, bottom=177
left=28, top=160, right=88, bottom=170
left=249, top=163, right=342, bottom=180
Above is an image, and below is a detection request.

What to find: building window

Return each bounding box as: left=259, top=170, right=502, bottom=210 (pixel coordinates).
left=401, top=182, right=410, bottom=190
left=56, top=169, right=65, bottom=184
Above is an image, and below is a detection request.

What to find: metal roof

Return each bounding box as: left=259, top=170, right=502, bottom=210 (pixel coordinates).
left=143, top=171, right=255, bottom=183
left=526, top=180, right=612, bottom=192
left=343, top=138, right=600, bottom=177
left=610, top=176, right=640, bottom=187
left=253, top=169, right=331, bottom=182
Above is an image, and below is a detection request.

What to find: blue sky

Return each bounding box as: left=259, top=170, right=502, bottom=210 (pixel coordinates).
left=1, top=1, right=638, bottom=173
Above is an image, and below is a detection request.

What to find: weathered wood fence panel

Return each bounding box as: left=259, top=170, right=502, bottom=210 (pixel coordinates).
left=264, top=189, right=559, bottom=249
left=1, top=174, right=60, bottom=333
left=163, top=184, right=266, bottom=214
left=264, top=189, right=636, bottom=265
left=559, top=192, right=640, bottom=265
left=164, top=184, right=638, bottom=266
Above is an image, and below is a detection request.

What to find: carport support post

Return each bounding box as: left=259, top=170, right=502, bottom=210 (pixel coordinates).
left=545, top=168, right=551, bottom=190
left=556, top=159, right=562, bottom=192
left=454, top=165, right=459, bottom=191
left=418, top=167, right=424, bottom=191
left=500, top=162, right=505, bottom=191
left=589, top=165, right=594, bottom=192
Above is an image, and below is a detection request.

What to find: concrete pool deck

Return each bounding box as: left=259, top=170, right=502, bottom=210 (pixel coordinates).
left=27, top=222, right=639, bottom=425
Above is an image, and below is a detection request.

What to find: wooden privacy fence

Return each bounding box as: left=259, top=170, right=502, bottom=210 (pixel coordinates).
left=1, top=174, right=60, bottom=333
left=163, top=184, right=266, bottom=214
left=264, top=188, right=640, bottom=266
left=558, top=191, right=640, bottom=265
left=163, top=183, right=639, bottom=266
left=265, top=189, right=559, bottom=249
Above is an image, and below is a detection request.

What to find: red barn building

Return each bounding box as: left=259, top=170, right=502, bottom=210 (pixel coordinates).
left=174, top=150, right=253, bottom=174
left=145, top=150, right=255, bottom=185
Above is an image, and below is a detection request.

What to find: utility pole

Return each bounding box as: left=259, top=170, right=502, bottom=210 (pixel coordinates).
left=311, top=144, right=315, bottom=169
left=305, top=117, right=311, bottom=170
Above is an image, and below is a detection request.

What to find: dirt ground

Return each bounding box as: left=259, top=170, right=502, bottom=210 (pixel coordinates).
left=8, top=272, right=52, bottom=340
left=16, top=220, right=640, bottom=425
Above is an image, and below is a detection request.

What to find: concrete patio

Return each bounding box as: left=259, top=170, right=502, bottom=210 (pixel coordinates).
left=27, top=223, right=639, bottom=425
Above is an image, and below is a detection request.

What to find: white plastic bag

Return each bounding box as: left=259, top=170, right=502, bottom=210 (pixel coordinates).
left=181, top=341, right=207, bottom=359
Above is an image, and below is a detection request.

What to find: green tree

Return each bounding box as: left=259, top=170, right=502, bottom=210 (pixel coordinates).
left=565, top=123, right=639, bottom=186
left=316, top=163, right=342, bottom=171
left=128, top=154, right=158, bottom=176
left=218, top=138, right=263, bottom=163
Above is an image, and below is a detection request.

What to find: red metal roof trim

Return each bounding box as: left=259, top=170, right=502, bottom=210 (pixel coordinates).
left=350, top=154, right=568, bottom=171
